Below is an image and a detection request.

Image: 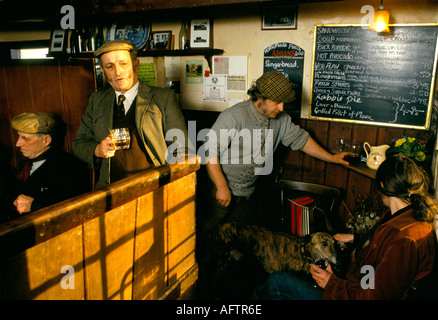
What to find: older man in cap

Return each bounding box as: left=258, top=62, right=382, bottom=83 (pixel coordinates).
left=73, top=40, right=190, bottom=188
left=7, top=112, right=90, bottom=217
left=198, top=71, right=349, bottom=235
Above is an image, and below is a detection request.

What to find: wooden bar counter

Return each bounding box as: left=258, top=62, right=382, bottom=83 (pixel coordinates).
left=0, top=161, right=200, bottom=300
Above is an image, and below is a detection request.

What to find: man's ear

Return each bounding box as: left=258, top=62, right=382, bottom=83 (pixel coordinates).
left=134, top=58, right=140, bottom=73
left=43, top=134, right=52, bottom=147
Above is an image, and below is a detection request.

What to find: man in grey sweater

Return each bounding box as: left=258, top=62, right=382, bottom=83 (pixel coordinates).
left=200, top=71, right=349, bottom=234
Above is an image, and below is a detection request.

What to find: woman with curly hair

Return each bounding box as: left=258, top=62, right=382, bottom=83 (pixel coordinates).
left=258, top=154, right=437, bottom=299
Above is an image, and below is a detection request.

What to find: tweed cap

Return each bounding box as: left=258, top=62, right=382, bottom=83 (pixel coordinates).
left=94, top=40, right=137, bottom=57
left=11, top=112, right=57, bottom=134
left=256, top=71, right=296, bottom=103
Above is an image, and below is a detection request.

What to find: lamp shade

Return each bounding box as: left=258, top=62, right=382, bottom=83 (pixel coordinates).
left=369, top=8, right=390, bottom=32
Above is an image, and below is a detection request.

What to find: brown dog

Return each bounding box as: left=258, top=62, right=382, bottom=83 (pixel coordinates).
left=215, top=222, right=339, bottom=274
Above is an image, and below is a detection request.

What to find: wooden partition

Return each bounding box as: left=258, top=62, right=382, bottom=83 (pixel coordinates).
left=0, top=162, right=199, bottom=300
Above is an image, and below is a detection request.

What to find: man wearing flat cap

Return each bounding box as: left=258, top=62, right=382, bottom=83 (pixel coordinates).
left=73, top=40, right=190, bottom=188
left=6, top=112, right=90, bottom=218
left=198, top=71, right=349, bottom=237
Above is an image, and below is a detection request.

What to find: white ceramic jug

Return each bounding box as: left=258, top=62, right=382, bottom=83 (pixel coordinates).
left=363, top=142, right=390, bottom=170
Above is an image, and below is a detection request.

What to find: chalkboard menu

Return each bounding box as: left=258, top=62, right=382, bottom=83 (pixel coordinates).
left=310, top=24, right=438, bottom=129
left=264, top=42, right=304, bottom=123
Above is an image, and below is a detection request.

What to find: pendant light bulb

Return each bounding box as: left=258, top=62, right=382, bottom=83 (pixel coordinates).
left=369, top=2, right=390, bottom=33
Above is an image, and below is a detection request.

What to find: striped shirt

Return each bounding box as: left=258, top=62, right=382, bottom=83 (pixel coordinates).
left=203, top=99, right=309, bottom=197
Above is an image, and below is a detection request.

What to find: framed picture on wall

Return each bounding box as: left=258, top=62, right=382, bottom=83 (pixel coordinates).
left=262, top=5, right=298, bottom=30
left=189, top=19, right=213, bottom=48
left=49, top=29, right=68, bottom=54
left=147, top=31, right=172, bottom=50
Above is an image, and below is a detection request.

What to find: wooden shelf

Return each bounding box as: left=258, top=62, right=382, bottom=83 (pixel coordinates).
left=344, top=162, right=376, bottom=179
left=49, top=48, right=224, bottom=59
left=48, top=48, right=224, bottom=69
left=139, top=48, right=224, bottom=57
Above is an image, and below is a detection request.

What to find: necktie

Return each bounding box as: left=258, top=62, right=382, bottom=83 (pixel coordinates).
left=15, top=150, right=49, bottom=181
left=15, top=159, right=31, bottom=181
left=116, top=94, right=126, bottom=120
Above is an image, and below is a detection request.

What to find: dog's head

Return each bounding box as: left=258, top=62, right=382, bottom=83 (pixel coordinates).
left=305, top=232, right=338, bottom=266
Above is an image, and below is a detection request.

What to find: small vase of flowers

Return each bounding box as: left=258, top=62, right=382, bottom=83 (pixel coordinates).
left=387, top=136, right=430, bottom=163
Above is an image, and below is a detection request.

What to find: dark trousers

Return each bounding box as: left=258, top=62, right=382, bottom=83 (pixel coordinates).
left=256, top=271, right=323, bottom=300
left=197, top=179, right=260, bottom=241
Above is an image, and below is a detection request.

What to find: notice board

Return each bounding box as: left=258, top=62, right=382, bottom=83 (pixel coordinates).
left=310, top=24, right=438, bottom=129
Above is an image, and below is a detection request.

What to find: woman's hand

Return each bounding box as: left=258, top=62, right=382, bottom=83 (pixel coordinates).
left=310, top=262, right=333, bottom=289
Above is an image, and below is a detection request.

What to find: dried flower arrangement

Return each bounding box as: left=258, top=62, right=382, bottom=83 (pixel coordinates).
left=344, top=187, right=387, bottom=235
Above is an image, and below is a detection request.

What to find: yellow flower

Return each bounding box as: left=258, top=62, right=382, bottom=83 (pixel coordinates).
left=395, top=138, right=406, bottom=147
left=408, top=137, right=416, bottom=143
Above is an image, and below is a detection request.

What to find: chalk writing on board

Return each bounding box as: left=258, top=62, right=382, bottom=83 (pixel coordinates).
left=310, top=25, right=438, bottom=129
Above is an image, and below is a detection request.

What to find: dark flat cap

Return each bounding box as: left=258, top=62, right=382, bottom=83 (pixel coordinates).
left=94, top=40, right=137, bottom=57
left=256, top=71, right=296, bottom=103
left=11, top=112, right=57, bottom=134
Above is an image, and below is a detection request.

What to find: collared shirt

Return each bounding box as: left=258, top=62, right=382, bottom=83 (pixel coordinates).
left=30, top=159, right=46, bottom=175
left=115, top=80, right=139, bottom=115
left=203, top=99, right=310, bottom=197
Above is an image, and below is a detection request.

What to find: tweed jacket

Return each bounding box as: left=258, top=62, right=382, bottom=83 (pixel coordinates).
left=324, top=206, right=436, bottom=300
left=73, top=82, right=189, bottom=189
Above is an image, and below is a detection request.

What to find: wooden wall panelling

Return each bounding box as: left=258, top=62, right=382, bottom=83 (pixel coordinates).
left=3, top=66, right=33, bottom=117
left=3, top=66, right=34, bottom=164
left=301, top=120, right=329, bottom=184
left=376, top=127, right=404, bottom=146
left=167, top=173, right=197, bottom=290
left=327, top=121, right=353, bottom=153
left=352, top=124, right=378, bottom=147
left=28, top=64, right=66, bottom=149
left=28, top=66, right=64, bottom=115
left=334, top=124, right=379, bottom=224
left=0, top=225, right=84, bottom=299
left=403, top=128, right=431, bottom=141
left=282, top=150, right=303, bottom=181
left=343, top=171, right=374, bottom=225
left=83, top=200, right=137, bottom=300
left=59, top=61, right=95, bottom=153
left=0, top=67, right=11, bottom=148
left=133, top=187, right=168, bottom=300
left=325, top=121, right=352, bottom=188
